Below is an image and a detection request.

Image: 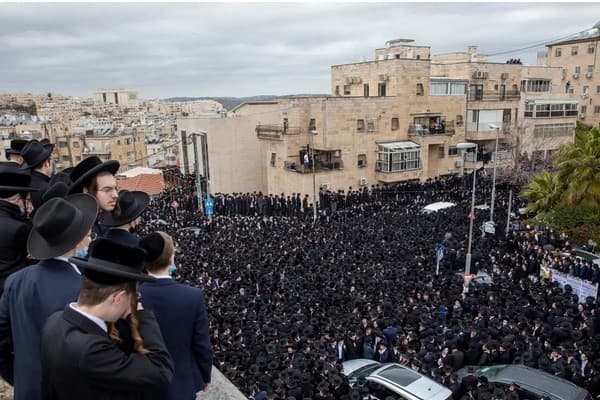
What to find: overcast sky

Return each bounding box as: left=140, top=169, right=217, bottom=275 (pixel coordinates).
left=1, top=2, right=599, bottom=99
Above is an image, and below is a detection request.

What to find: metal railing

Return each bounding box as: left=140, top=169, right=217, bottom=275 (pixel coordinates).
left=256, top=124, right=301, bottom=140
left=408, top=121, right=456, bottom=136
left=468, top=91, right=520, bottom=102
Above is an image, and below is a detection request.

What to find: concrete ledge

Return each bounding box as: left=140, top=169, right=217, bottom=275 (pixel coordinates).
left=196, top=367, right=247, bottom=400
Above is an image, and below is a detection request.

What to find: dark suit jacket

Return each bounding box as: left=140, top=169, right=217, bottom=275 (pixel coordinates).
left=41, top=307, right=173, bottom=400
left=139, top=278, right=212, bottom=400
left=0, top=259, right=81, bottom=400
left=104, top=228, right=141, bottom=247
left=30, top=170, right=50, bottom=210
left=0, top=201, right=31, bottom=294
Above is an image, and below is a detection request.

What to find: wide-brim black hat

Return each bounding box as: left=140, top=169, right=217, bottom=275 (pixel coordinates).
left=71, top=238, right=155, bottom=283
left=40, top=181, right=70, bottom=205
left=0, top=162, right=38, bottom=193
left=20, top=140, right=55, bottom=170
left=68, top=156, right=119, bottom=194
left=28, top=194, right=98, bottom=259
left=102, top=190, right=150, bottom=227
left=5, top=139, right=28, bottom=156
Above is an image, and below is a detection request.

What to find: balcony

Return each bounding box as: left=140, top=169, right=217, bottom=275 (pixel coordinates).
left=284, top=149, right=344, bottom=173
left=466, top=126, right=511, bottom=141
left=408, top=121, right=456, bottom=136
left=256, top=124, right=301, bottom=140
left=468, top=91, right=520, bottom=102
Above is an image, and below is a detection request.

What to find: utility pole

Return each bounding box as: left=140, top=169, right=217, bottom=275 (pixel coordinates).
left=192, top=133, right=203, bottom=214
left=506, top=187, right=513, bottom=236
left=181, top=130, right=189, bottom=174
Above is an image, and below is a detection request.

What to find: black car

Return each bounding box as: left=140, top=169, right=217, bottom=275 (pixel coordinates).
left=456, top=365, right=591, bottom=400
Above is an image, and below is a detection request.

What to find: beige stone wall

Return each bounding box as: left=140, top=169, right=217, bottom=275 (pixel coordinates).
left=546, top=39, right=600, bottom=126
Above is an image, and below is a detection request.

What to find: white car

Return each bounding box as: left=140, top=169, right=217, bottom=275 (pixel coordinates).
left=421, top=202, right=456, bottom=214
left=343, top=359, right=453, bottom=400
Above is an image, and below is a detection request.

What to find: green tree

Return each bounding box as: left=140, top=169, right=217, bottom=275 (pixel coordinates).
left=522, top=171, right=564, bottom=213
left=556, top=122, right=600, bottom=206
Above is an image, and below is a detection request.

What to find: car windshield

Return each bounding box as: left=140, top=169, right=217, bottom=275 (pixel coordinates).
left=476, top=365, right=508, bottom=379
left=378, top=365, right=421, bottom=386
left=349, top=363, right=384, bottom=380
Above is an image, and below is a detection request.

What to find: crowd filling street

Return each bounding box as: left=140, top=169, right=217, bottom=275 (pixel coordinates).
left=0, top=141, right=599, bottom=400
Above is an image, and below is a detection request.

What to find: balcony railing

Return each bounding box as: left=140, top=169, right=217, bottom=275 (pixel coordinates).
left=284, top=159, right=344, bottom=173
left=408, top=121, right=456, bottom=136
left=468, top=91, right=520, bottom=102
left=256, top=124, right=301, bottom=140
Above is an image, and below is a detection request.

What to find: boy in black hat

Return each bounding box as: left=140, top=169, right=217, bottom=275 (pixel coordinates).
left=0, top=194, right=98, bottom=400
left=68, top=156, right=120, bottom=235
left=20, top=139, right=55, bottom=209
left=4, top=139, right=28, bottom=165
left=40, top=238, right=173, bottom=400
left=0, top=162, right=38, bottom=293
left=103, top=190, right=150, bottom=247
left=138, top=231, right=212, bottom=400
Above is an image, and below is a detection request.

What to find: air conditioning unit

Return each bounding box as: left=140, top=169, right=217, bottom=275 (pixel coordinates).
left=500, top=73, right=509, bottom=80
left=455, top=159, right=464, bottom=168
left=586, top=72, right=594, bottom=78
left=378, top=74, right=389, bottom=82
left=579, top=113, right=586, bottom=119
left=359, top=177, right=368, bottom=186
left=573, top=73, right=580, bottom=79
left=320, top=183, right=331, bottom=191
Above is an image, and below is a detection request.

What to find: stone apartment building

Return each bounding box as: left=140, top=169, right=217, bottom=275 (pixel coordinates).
left=54, top=129, right=147, bottom=171
left=177, top=35, right=586, bottom=196
left=94, top=88, right=139, bottom=108
left=543, top=22, right=600, bottom=127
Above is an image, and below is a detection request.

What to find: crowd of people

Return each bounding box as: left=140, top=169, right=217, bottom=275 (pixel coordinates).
left=139, top=168, right=600, bottom=399
left=1, top=137, right=600, bottom=400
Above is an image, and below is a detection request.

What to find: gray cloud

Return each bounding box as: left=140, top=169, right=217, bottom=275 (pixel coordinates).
left=0, top=3, right=599, bottom=98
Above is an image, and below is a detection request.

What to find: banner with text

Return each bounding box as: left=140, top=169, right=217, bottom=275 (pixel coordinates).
left=540, top=266, right=598, bottom=300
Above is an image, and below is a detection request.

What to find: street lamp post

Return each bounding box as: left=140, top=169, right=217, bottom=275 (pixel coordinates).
left=488, top=124, right=500, bottom=227
left=457, top=142, right=478, bottom=293
left=311, top=127, right=318, bottom=223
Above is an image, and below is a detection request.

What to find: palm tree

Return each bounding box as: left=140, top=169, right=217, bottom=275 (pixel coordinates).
left=556, top=123, right=600, bottom=206
left=521, top=171, right=564, bottom=213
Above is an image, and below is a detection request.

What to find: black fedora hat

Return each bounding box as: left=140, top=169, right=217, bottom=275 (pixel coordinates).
left=71, top=238, right=155, bottom=284
left=40, top=181, right=69, bottom=205
left=102, top=190, right=150, bottom=227
left=20, top=140, right=54, bottom=170
left=68, top=156, right=119, bottom=194
left=28, top=194, right=98, bottom=259
left=5, top=139, right=28, bottom=158
left=0, top=162, right=38, bottom=194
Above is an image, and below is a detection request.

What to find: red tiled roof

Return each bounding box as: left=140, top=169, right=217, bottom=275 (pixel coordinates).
left=117, top=173, right=165, bottom=196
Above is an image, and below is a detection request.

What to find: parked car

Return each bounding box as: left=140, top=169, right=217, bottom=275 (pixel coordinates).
left=343, top=359, right=453, bottom=400
left=456, top=365, right=592, bottom=400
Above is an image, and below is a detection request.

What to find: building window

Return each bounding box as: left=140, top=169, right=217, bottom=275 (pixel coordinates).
left=308, top=118, right=316, bottom=132
left=357, top=119, right=365, bottom=132
left=575, top=66, right=581, bottom=74
left=572, top=46, right=579, bottom=55
left=363, top=84, right=369, bottom=97
left=438, top=146, right=445, bottom=158
left=378, top=83, right=387, bottom=97
left=391, top=117, right=399, bottom=131
left=270, top=152, right=276, bottom=166
left=471, top=110, right=479, bottom=123
left=61, top=155, right=69, bottom=161
left=335, top=86, right=340, bottom=96
left=581, top=105, right=587, bottom=114
left=533, top=123, right=575, bottom=137
left=344, top=85, right=351, bottom=95
left=520, top=79, right=551, bottom=92
left=72, top=142, right=79, bottom=148
left=430, top=81, right=466, bottom=96
left=597, top=85, right=600, bottom=94
left=469, top=84, right=483, bottom=100
left=125, top=138, right=132, bottom=145
left=595, top=106, right=600, bottom=114
left=448, top=146, right=459, bottom=156
left=117, top=140, right=121, bottom=145
left=555, top=47, right=562, bottom=57
left=588, top=65, right=594, bottom=73
left=58, top=141, right=67, bottom=148
left=525, top=102, right=578, bottom=118
left=376, top=143, right=421, bottom=172
left=588, top=44, right=595, bottom=54
left=366, top=120, right=376, bottom=133
left=456, top=115, right=464, bottom=126
left=583, top=86, right=590, bottom=96
left=416, top=83, right=424, bottom=96
left=357, top=154, right=367, bottom=168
